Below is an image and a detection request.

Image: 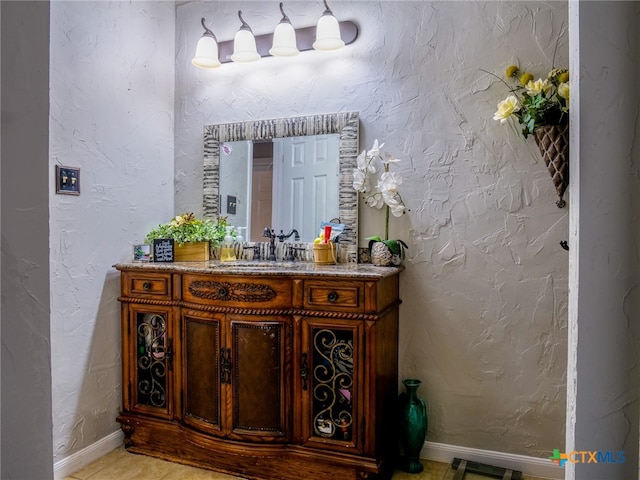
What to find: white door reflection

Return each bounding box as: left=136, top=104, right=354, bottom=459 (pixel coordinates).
left=220, top=134, right=339, bottom=243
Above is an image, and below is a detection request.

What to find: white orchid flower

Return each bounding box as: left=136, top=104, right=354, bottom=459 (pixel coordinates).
left=356, top=150, right=368, bottom=170
left=382, top=152, right=401, bottom=165
left=367, top=139, right=384, bottom=158
left=365, top=194, right=385, bottom=209
left=353, top=140, right=408, bottom=241
left=389, top=202, right=406, bottom=217
left=378, top=171, right=403, bottom=193
left=352, top=168, right=368, bottom=192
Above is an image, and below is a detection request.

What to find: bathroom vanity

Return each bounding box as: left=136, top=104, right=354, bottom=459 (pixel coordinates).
left=115, top=260, right=402, bottom=480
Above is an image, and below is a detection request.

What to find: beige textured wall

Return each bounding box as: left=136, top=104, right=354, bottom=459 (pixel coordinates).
left=175, top=1, right=569, bottom=457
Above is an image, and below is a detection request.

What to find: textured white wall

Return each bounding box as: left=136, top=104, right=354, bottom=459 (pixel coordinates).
left=565, top=2, right=640, bottom=478
left=1, top=2, right=54, bottom=478
left=176, top=1, right=569, bottom=456
left=49, top=1, right=175, bottom=463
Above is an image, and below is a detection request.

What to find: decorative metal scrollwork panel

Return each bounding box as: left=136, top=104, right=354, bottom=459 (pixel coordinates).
left=136, top=313, right=167, bottom=408
left=312, top=328, right=354, bottom=441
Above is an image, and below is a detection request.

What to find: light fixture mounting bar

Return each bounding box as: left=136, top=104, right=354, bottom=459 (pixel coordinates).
left=217, top=20, right=358, bottom=64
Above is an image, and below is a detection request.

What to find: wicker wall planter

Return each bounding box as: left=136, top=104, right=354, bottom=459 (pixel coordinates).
left=533, top=124, right=569, bottom=208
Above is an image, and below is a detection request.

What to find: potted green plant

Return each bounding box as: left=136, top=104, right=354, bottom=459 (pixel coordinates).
left=145, top=212, right=228, bottom=261
left=352, top=140, right=408, bottom=266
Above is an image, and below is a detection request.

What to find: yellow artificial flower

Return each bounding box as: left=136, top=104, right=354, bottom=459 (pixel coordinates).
left=493, top=95, right=521, bottom=123
left=548, top=68, right=569, bottom=84
left=525, top=78, right=552, bottom=96
left=519, top=72, right=534, bottom=86
left=558, top=82, right=570, bottom=102
left=505, top=65, right=519, bottom=78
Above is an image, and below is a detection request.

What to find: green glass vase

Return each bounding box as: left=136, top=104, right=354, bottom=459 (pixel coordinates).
left=398, top=378, right=428, bottom=473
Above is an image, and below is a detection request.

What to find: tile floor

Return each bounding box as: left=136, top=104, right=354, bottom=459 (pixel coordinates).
left=64, top=447, right=553, bottom=480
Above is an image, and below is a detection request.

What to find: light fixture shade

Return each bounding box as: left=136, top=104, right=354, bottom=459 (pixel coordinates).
left=192, top=35, right=221, bottom=69
left=313, top=8, right=344, bottom=50
left=231, top=11, right=260, bottom=63
left=270, top=22, right=299, bottom=57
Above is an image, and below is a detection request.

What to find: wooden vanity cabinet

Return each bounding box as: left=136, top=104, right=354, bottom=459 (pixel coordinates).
left=182, top=308, right=291, bottom=443
left=116, top=264, right=401, bottom=480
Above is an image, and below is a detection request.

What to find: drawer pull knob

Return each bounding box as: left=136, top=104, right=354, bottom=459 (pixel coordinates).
left=327, top=291, right=338, bottom=302
left=142, top=282, right=151, bottom=291
left=218, top=287, right=228, bottom=297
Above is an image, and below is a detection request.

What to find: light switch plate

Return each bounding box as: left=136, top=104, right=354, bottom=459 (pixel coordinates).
left=56, top=165, right=80, bottom=195
left=226, top=195, right=237, bottom=215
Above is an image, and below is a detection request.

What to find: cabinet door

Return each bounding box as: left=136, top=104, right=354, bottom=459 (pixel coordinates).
left=124, top=304, right=174, bottom=419
left=182, top=310, right=224, bottom=436
left=227, top=314, right=291, bottom=443
left=299, top=318, right=364, bottom=453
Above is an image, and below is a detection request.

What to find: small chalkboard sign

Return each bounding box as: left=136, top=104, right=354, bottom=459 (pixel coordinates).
left=153, top=239, right=174, bottom=262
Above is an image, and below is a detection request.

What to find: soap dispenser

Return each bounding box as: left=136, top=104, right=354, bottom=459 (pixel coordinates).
left=220, top=226, right=237, bottom=262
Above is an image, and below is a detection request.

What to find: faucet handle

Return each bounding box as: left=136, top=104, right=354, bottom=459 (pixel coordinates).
left=243, top=244, right=262, bottom=261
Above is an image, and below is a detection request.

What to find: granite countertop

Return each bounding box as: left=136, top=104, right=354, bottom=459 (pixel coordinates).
left=114, top=260, right=403, bottom=278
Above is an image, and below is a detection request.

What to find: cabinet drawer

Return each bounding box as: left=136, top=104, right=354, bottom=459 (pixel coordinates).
left=303, top=279, right=365, bottom=313
left=182, top=274, right=291, bottom=309
left=122, top=272, right=172, bottom=300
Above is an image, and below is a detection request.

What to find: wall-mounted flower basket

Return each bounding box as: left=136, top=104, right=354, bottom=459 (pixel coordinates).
left=534, top=124, right=569, bottom=208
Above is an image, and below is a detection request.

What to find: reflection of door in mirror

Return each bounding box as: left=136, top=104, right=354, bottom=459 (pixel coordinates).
left=273, top=135, right=339, bottom=242
left=221, top=135, right=340, bottom=243
left=250, top=142, right=273, bottom=242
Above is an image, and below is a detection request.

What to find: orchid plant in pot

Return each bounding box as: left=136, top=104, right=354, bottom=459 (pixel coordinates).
left=353, top=140, right=408, bottom=266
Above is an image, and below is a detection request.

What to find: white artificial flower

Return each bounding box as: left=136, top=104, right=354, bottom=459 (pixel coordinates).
left=353, top=168, right=368, bottom=192
left=367, top=139, right=384, bottom=158
left=378, top=171, right=403, bottom=194
left=366, top=194, right=385, bottom=209
left=389, top=202, right=406, bottom=217
left=352, top=140, right=407, bottom=239
left=557, top=82, right=570, bottom=102
left=493, top=95, right=521, bottom=123
left=356, top=150, right=368, bottom=170
left=382, top=152, right=401, bottom=165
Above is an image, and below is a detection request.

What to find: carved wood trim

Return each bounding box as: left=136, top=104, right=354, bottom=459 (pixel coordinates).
left=118, top=296, right=176, bottom=307
left=189, top=280, right=276, bottom=303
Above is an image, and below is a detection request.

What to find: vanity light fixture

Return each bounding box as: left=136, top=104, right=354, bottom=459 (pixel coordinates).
left=191, top=18, right=221, bottom=69
left=192, top=2, right=358, bottom=68
left=269, top=3, right=299, bottom=57
left=313, top=0, right=345, bottom=51
left=231, top=11, right=261, bottom=63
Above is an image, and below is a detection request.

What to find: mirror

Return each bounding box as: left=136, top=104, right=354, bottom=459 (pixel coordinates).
left=203, top=112, right=359, bottom=262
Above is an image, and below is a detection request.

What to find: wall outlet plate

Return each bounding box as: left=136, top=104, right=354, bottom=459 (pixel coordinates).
left=56, top=165, right=80, bottom=195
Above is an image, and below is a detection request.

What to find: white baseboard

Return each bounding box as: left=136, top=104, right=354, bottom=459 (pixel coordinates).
left=52, top=431, right=563, bottom=480
left=53, top=430, right=123, bottom=480
left=422, top=441, right=564, bottom=479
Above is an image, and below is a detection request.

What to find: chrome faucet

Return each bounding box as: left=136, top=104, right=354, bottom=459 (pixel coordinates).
left=262, top=227, right=277, bottom=261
